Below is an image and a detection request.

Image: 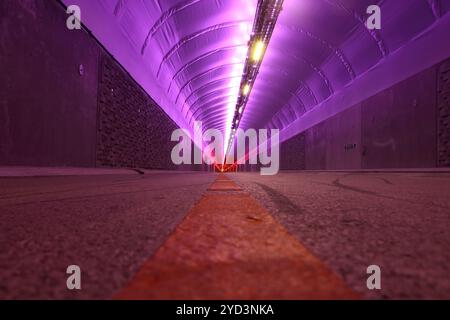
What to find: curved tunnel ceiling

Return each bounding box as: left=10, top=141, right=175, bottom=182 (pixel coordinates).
left=242, top=0, right=450, bottom=136
left=63, top=0, right=450, bottom=142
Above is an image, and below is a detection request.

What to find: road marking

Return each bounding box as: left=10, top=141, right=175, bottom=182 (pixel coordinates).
left=208, top=179, right=243, bottom=191
left=116, top=175, right=358, bottom=299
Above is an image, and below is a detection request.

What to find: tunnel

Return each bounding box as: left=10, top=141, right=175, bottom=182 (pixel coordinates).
left=1, top=0, right=450, bottom=303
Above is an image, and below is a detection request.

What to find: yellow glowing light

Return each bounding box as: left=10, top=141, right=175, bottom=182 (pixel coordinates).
left=242, top=84, right=251, bottom=96
left=251, top=40, right=265, bottom=62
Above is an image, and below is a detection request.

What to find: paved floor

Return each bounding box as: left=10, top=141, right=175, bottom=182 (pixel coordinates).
left=230, top=171, right=450, bottom=299
left=117, top=175, right=358, bottom=300
left=0, top=172, right=215, bottom=299
left=0, top=166, right=143, bottom=177
left=1, top=170, right=449, bottom=299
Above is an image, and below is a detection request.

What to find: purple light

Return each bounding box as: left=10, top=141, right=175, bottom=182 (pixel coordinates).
left=61, top=0, right=450, bottom=144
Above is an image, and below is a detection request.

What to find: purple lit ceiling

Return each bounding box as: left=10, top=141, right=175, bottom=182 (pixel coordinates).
left=243, top=0, right=450, bottom=137
left=63, top=0, right=450, bottom=142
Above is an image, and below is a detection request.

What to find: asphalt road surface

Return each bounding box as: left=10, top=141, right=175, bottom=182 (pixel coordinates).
left=230, top=171, right=450, bottom=299
left=1, top=171, right=449, bottom=299
left=0, top=172, right=215, bottom=299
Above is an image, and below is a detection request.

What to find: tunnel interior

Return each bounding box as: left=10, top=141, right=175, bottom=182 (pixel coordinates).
left=1, top=0, right=450, bottom=301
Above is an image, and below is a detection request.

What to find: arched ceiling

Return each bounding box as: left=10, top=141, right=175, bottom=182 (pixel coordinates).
left=64, top=0, right=450, bottom=142
left=241, top=0, right=450, bottom=134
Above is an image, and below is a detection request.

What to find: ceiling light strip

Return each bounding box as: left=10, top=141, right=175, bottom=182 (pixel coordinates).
left=225, top=0, right=284, bottom=157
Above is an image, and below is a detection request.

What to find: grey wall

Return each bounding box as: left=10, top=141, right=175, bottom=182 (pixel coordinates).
left=0, top=0, right=181, bottom=169
left=96, top=54, right=178, bottom=170
left=361, top=66, right=437, bottom=169
left=279, top=133, right=306, bottom=170
left=305, top=106, right=362, bottom=170
left=0, top=0, right=99, bottom=167
left=2, top=1, right=448, bottom=171
left=438, top=60, right=450, bottom=167
left=280, top=58, right=450, bottom=170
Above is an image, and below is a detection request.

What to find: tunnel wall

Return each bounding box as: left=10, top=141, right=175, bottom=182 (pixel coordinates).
left=280, top=58, right=450, bottom=170
left=0, top=0, right=180, bottom=170
left=96, top=54, right=177, bottom=170
left=438, top=60, right=450, bottom=167
left=279, top=133, right=306, bottom=170
left=304, top=105, right=363, bottom=170
left=360, top=66, right=437, bottom=169
left=0, top=0, right=99, bottom=167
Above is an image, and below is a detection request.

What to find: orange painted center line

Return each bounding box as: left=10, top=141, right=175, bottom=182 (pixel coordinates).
left=116, top=175, right=359, bottom=300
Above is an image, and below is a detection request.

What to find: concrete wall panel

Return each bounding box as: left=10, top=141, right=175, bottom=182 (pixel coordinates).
left=0, top=0, right=99, bottom=166
left=0, top=1, right=183, bottom=170
left=303, top=105, right=361, bottom=170
left=305, top=122, right=327, bottom=170
left=361, top=66, right=437, bottom=169
left=325, top=105, right=361, bottom=170
left=282, top=59, right=446, bottom=170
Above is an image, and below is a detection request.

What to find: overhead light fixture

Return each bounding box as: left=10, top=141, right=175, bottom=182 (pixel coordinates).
left=243, top=84, right=251, bottom=96
left=224, top=0, right=284, bottom=160
left=251, top=40, right=265, bottom=62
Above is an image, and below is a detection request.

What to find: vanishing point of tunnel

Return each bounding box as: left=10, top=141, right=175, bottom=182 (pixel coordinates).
left=1, top=0, right=450, bottom=301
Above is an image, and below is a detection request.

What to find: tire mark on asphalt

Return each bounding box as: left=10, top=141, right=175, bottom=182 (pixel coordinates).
left=332, top=177, right=450, bottom=210
left=417, top=175, right=450, bottom=179
left=377, top=177, right=393, bottom=185
left=0, top=182, right=213, bottom=207
left=256, top=183, right=303, bottom=215
left=332, top=178, right=378, bottom=196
